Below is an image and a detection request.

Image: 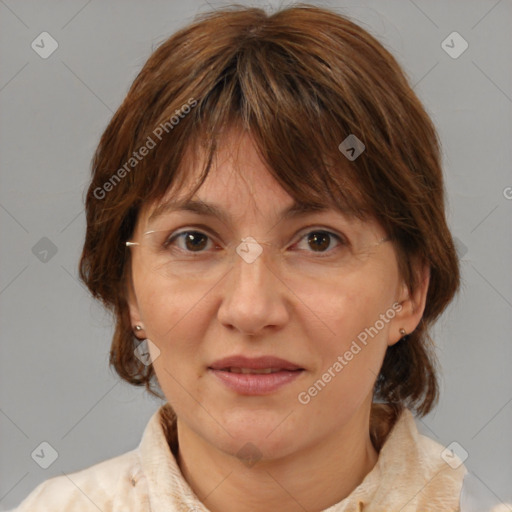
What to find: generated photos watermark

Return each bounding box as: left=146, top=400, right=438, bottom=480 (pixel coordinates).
left=93, top=97, right=198, bottom=200
left=297, top=302, right=402, bottom=405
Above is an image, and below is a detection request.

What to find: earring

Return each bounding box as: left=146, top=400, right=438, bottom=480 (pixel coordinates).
left=399, top=328, right=407, bottom=337
left=134, top=325, right=143, bottom=332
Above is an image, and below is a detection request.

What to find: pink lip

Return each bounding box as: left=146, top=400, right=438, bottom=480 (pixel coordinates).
left=209, top=355, right=304, bottom=371
left=208, top=368, right=304, bottom=395
left=208, top=355, right=305, bottom=395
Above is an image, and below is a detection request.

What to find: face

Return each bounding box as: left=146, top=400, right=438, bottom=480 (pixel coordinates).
left=127, top=131, right=427, bottom=462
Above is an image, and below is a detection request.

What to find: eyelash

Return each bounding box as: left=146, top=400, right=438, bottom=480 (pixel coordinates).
left=164, top=227, right=348, bottom=257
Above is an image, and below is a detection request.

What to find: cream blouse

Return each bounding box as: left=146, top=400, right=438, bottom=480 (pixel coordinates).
left=12, top=404, right=507, bottom=511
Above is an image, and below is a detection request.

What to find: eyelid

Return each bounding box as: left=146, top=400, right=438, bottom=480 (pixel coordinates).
left=166, top=223, right=221, bottom=238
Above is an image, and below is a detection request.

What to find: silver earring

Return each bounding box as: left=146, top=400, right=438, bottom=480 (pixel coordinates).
left=134, top=325, right=143, bottom=332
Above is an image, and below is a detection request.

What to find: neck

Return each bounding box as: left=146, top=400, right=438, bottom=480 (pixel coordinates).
left=174, top=404, right=380, bottom=512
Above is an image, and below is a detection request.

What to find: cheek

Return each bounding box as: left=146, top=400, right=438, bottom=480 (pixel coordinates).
left=302, top=268, right=399, bottom=374
left=134, top=262, right=210, bottom=335
left=296, top=280, right=396, bottom=416
left=137, top=278, right=212, bottom=403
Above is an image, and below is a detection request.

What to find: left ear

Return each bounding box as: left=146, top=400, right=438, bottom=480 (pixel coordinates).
left=388, top=263, right=430, bottom=346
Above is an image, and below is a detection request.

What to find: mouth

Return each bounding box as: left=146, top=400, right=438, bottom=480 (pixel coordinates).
left=208, top=354, right=304, bottom=372
left=208, top=367, right=305, bottom=395
left=207, top=355, right=305, bottom=394
left=216, top=367, right=303, bottom=374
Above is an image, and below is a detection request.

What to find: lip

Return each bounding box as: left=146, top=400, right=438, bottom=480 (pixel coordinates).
left=209, top=355, right=304, bottom=371
left=208, top=368, right=304, bottom=395
left=208, top=355, right=305, bottom=396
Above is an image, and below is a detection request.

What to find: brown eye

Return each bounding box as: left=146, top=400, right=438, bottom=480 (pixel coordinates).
left=168, top=231, right=212, bottom=252
left=307, top=232, right=331, bottom=252
left=292, top=230, right=346, bottom=255
left=184, top=232, right=208, bottom=251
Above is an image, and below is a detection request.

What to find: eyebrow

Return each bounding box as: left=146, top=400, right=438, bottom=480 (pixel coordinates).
left=147, top=198, right=331, bottom=225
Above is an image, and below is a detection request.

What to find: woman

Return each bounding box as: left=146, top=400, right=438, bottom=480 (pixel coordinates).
left=14, top=4, right=506, bottom=511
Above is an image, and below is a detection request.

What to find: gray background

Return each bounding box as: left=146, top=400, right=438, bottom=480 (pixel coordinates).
left=1, top=0, right=511, bottom=509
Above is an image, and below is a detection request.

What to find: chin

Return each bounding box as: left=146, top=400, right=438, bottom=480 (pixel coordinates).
left=214, top=411, right=303, bottom=454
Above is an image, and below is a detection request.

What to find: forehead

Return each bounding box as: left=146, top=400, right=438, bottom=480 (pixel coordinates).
left=137, top=129, right=373, bottom=234
left=143, top=132, right=328, bottom=220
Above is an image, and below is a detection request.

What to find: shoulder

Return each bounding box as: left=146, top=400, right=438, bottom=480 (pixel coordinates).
left=14, top=449, right=149, bottom=512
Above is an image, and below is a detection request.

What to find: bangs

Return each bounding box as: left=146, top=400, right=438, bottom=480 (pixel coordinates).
left=133, top=30, right=376, bottom=223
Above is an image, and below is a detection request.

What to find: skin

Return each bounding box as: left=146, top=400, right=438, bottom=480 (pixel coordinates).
left=127, top=130, right=429, bottom=512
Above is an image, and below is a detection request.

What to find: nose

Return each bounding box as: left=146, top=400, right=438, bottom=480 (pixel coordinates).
left=217, top=241, right=290, bottom=336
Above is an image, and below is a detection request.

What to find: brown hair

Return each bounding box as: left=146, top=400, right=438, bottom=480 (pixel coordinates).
left=79, top=4, right=459, bottom=417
